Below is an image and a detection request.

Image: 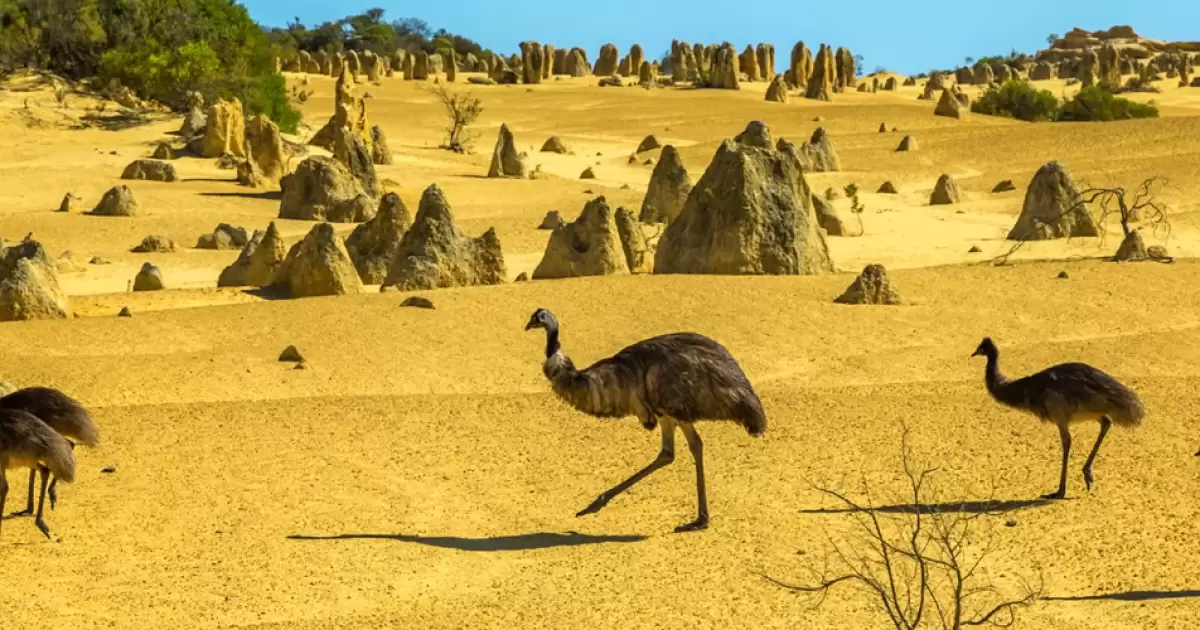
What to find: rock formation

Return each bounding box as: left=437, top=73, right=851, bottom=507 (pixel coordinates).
left=121, top=159, right=178, bottom=182
left=765, top=75, right=789, bottom=102
left=413, top=51, right=430, bottom=80
left=834, top=264, right=902, bottom=305
left=930, top=174, right=962, bottom=205
left=595, top=44, right=619, bottom=76
left=521, top=41, right=544, bottom=84
left=897, top=135, right=918, bottom=151
left=1007, top=161, right=1099, bottom=240
left=0, top=241, right=69, bottom=321
left=217, top=223, right=288, bottom=287
left=712, top=43, right=740, bottom=90
left=382, top=184, right=506, bottom=291
left=757, top=43, right=776, bottom=82
left=191, top=98, right=246, bottom=158
left=533, top=196, right=630, bottom=279
left=654, top=122, right=834, bottom=275
left=370, top=125, right=392, bottom=165
left=132, top=262, right=164, bottom=291
left=196, top=224, right=249, bottom=250
left=179, top=91, right=206, bottom=137
left=92, top=185, right=138, bottom=216
left=794, top=127, right=841, bottom=172
left=245, top=115, right=286, bottom=185
left=740, top=45, right=761, bottom=82
left=834, top=46, right=856, bottom=91
left=805, top=44, right=834, bottom=100
left=541, top=136, right=569, bottom=153
left=130, top=235, right=176, bottom=253
left=566, top=48, right=590, bottom=76
left=58, top=193, right=81, bottom=213
left=639, top=145, right=693, bottom=223
left=733, top=120, right=772, bottom=148
left=488, top=123, right=526, bottom=178
left=788, top=42, right=812, bottom=87
left=636, top=135, right=662, bottom=153
left=934, top=88, right=965, bottom=119
left=811, top=194, right=845, bottom=236
left=236, top=158, right=266, bottom=188
left=278, top=156, right=370, bottom=222
left=345, top=193, right=412, bottom=284
left=331, top=126, right=379, bottom=198
left=1097, top=43, right=1122, bottom=89
left=1114, top=229, right=1148, bottom=262
left=878, top=181, right=899, bottom=194
left=539, top=210, right=563, bottom=229
left=615, top=208, right=653, bottom=274
left=276, top=222, right=363, bottom=298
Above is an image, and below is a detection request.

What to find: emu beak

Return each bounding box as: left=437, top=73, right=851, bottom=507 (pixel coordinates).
left=971, top=349, right=983, bottom=357
left=524, top=318, right=539, bottom=331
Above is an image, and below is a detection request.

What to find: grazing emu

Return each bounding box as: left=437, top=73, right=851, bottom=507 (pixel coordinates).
left=0, top=408, right=76, bottom=538
left=0, top=387, right=98, bottom=516
left=525, top=308, right=765, bottom=532
left=972, top=337, right=1144, bottom=499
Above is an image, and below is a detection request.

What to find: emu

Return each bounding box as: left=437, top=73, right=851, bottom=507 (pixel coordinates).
left=525, top=308, right=765, bottom=532
left=972, top=337, right=1144, bottom=500
left=0, top=408, right=76, bottom=538
left=0, top=387, right=98, bottom=517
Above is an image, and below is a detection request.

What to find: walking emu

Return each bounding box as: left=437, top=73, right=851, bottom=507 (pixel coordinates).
left=972, top=337, right=1144, bottom=499
left=525, top=308, right=765, bottom=532
left=0, top=387, right=98, bottom=518
left=0, top=408, right=76, bottom=538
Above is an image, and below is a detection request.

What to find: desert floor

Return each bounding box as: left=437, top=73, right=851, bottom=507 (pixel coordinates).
left=1, top=70, right=1198, bottom=629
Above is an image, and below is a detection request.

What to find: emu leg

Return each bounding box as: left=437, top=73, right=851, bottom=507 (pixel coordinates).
left=674, top=423, right=708, bottom=533
left=0, top=468, right=7, bottom=537
left=578, top=418, right=676, bottom=518
left=12, top=469, right=35, bottom=516
left=1082, top=417, right=1112, bottom=492
left=1042, top=424, right=1071, bottom=500
left=48, top=474, right=58, bottom=510
left=34, top=467, right=51, bottom=539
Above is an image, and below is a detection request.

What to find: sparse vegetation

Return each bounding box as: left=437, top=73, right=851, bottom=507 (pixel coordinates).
left=765, top=427, right=1042, bottom=630
left=433, top=85, right=483, bottom=153
left=971, top=80, right=1059, bottom=121
left=844, top=183, right=865, bottom=235
left=1059, top=86, right=1159, bottom=121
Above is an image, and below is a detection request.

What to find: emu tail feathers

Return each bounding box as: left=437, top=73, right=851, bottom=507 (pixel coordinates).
left=39, top=425, right=77, bottom=484
left=739, top=391, right=767, bottom=437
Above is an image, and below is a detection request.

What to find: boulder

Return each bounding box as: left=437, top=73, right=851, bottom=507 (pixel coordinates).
left=217, top=223, right=288, bottom=287
left=934, top=89, right=965, bottom=119
left=191, top=98, right=246, bottom=159
left=245, top=114, right=287, bottom=184
left=58, top=193, right=81, bottom=213
left=639, top=145, right=693, bottom=223
left=765, top=75, right=789, bottom=103
left=488, top=123, right=526, bottom=178
left=834, top=264, right=902, bottom=305
left=594, top=44, right=619, bottom=76
left=541, top=136, right=569, bottom=154
left=196, top=224, right=249, bottom=250
left=566, top=48, right=590, bottom=76
left=533, top=196, right=630, bottom=279
left=130, top=235, right=176, bottom=253
left=132, top=262, right=164, bottom=291
left=797, top=127, right=840, bottom=172
left=878, top=181, right=899, bottom=194
left=897, top=135, right=918, bottom=151
left=992, top=180, right=1017, bottom=193
left=598, top=76, right=623, bottom=87
left=278, top=156, right=368, bottom=222
left=400, top=296, right=435, bottom=309
left=0, top=241, right=70, bottom=321
left=636, top=135, right=662, bottom=153
left=1114, top=229, right=1148, bottom=262
left=92, top=185, right=138, bottom=216
left=734, top=120, right=772, bottom=148
left=539, top=210, right=564, bottom=229
left=579, top=167, right=596, bottom=179
left=152, top=143, right=176, bottom=160
left=382, top=184, right=506, bottom=291
left=812, top=194, right=846, bottom=236
left=121, top=159, right=177, bottom=182
left=370, top=125, right=392, bottom=166
left=236, top=158, right=267, bottom=188
left=345, top=193, right=412, bottom=284
left=654, top=123, right=834, bottom=275
left=615, top=207, right=653, bottom=274
left=930, top=174, right=962, bottom=205
left=276, top=222, right=364, bottom=298
left=1007, top=161, right=1099, bottom=240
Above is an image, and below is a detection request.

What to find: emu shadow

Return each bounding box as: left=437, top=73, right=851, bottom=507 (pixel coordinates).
left=198, top=190, right=282, bottom=201
left=801, top=498, right=1056, bottom=516
left=286, top=530, right=647, bottom=552
left=75, top=111, right=154, bottom=131
left=1045, top=589, right=1200, bottom=602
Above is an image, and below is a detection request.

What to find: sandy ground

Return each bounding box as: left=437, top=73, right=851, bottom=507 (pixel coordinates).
left=1, top=68, right=1199, bottom=628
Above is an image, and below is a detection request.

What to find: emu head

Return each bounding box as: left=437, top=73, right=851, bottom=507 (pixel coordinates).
left=524, top=308, right=558, bottom=332
left=971, top=337, right=998, bottom=359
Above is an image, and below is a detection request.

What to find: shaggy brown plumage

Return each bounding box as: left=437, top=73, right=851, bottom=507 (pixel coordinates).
left=0, top=387, right=97, bottom=516
left=973, top=337, right=1144, bottom=499
left=0, top=408, right=76, bottom=538
left=526, top=308, right=765, bottom=532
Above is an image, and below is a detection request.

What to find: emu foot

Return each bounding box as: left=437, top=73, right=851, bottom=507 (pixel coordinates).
left=576, top=493, right=613, bottom=517
left=1083, top=467, right=1096, bottom=492
left=1040, top=489, right=1066, bottom=500
left=35, top=517, right=51, bottom=539
left=673, top=515, right=709, bottom=533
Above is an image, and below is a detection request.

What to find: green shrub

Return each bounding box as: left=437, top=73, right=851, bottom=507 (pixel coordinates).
left=1059, top=86, right=1159, bottom=121
left=970, top=80, right=1059, bottom=122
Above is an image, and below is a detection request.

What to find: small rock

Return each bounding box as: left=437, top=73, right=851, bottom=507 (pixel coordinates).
left=582, top=189, right=594, bottom=194
left=1005, top=519, right=1017, bottom=528
left=101, top=466, right=117, bottom=474
left=1057, top=271, right=1070, bottom=279
left=294, top=360, right=308, bottom=370
left=400, top=296, right=435, bottom=309
left=215, top=154, right=238, bottom=169
left=89, top=256, right=111, bottom=265
left=279, top=345, right=304, bottom=362
left=643, top=159, right=654, bottom=166
left=58, top=193, right=82, bottom=213
left=130, top=235, right=177, bottom=253
left=118, top=306, right=132, bottom=317
left=132, top=262, right=164, bottom=291
left=813, top=116, right=825, bottom=122
left=627, top=155, right=638, bottom=164
left=539, top=210, right=563, bottom=230
left=515, top=272, right=529, bottom=282
left=580, top=167, right=596, bottom=179
left=968, top=245, right=982, bottom=253
left=620, top=184, right=631, bottom=190
left=992, top=179, right=1017, bottom=193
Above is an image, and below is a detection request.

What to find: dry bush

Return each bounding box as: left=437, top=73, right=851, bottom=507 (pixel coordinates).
left=432, top=84, right=482, bottom=153
left=764, top=427, right=1041, bottom=630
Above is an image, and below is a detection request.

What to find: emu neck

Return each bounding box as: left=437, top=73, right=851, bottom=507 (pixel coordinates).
left=984, top=351, right=1008, bottom=397
left=544, top=324, right=561, bottom=359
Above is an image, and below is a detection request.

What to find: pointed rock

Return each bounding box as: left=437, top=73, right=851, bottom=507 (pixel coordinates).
left=370, top=125, right=392, bottom=165
left=382, top=184, right=506, bottom=290
left=246, top=115, right=287, bottom=184
left=92, top=186, right=138, bottom=216
left=834, top=264, right=902, bottom=305
left=636, top=135, right=662, bottom=153
left=1007, top=162, right=1099, bottom=241
left=533, top=197, right=630, bottom=279
left=934, top=88, right=965, bottom=119
left=639, top=145, right=692, bottom=223
left=930, top=174, right=962, bottom=205
left=345, top=193, right=412, bottom=284
left=278, top=156, right=368, bottom=222
left=897, top=135, right=918, bottom=151
left=279, top=345, right=304, bottom=362
left=615, top=208, right=653, bottom=273
left=541, top=136, right=568, bottom=154
left=217, top=223, right=288, bottom=287
left=132, top=262, right=164, bottom=291
left=992, top=180, right=1017, bottom=193
left=191, top=98, right=246, bottom=158
left=0, top=241, right=69, bottom=321
left=765, top=75, right=789, bottom=103
left=122, top=159, right=177, bottom=182
left=488, top=124, right=526, bottom=178
left=812, top=194, right=846, bottom=236
left=878, top=181, right=899, bottom=194
left=277, top=223, right=364, bottom=298
left=539, top=210, right=564, bottom=229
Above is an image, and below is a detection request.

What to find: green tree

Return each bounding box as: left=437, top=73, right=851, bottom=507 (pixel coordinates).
left=971, top=80, right=1060, bottom=121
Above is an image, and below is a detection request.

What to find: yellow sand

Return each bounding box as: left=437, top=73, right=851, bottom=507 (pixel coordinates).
left=0, top=70, right=1198, bottom=629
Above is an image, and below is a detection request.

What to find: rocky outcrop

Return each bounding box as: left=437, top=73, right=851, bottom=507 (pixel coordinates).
left=196, top=224, right=249, bottom=250
left=345, top=193, right=412, bottom=284
left=794, top=127, right=841, bottom=172
left=488, top=123, right=526, bottom=178
left=765, top=75, right=789, bottom=102
left=130, top=235, right=176, bottom=253
left=278, top=156, right=371, bottom=222
left=190, top=98, right=246, bottom=158
left=805, top=44, right=834, bottom=100
left=276, top=222, right=364, bottom=298
left=834, top=264, right=902, bottom=304
left=788, top=42, right=812, bottom=87
left=121, top=159, right=177, bottom=182
left=834, top=46, right=856, bottom=91
left=711, top=43, right=740, bottom=90
left=934, top=88, right=965, bottom=119
left=382, top=184, right=506, bottom=291
left=521, top=41, right=544, bottom=84
left=217, top=222, right=288, bottom=287
left=1007, top=161, right=1100, bottom=240
left=0, top=241, right=70, bottom=321
left=245, top=114, right=287, bottom=185
left=897, top=135, right=918, bottom=151
left=930, top=174, right=962, bottom=205
left=331, top=126, right=379, bottom=198
left=541, top=136, right=569, bottom=154
left=654, top=122, right=834, bottom=275
left=615, top=207, right=653, bottom=274
left=812, top=194, right=846, bottom=236
left=92, top=185, right=138, bottom=216
left=639, top=145, right=693, bottom=223
left=594, top=44, right=619, bottom=76
left=533, top=196, right=630, bottom=279
left=132, top=262, right=164, bottom=291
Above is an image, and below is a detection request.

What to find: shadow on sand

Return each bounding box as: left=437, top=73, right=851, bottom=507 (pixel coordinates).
left=287, top=530, right=647, bottom=552
left=1045, top=589, right=1200, bottom=602
left=197, top=190, right=282, bottom=201
left=801, top=498, right=1056, bottom=516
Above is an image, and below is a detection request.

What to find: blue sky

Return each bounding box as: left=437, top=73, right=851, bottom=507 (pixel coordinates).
left=244, top=1, right=1196, bottom=75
